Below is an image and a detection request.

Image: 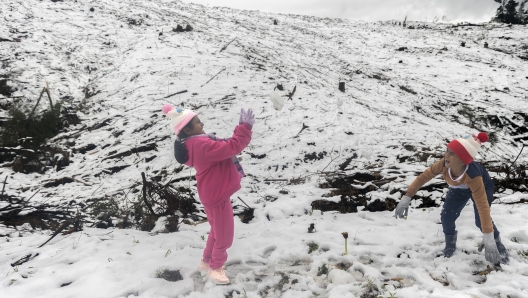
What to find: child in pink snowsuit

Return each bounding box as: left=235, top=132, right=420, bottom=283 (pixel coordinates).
left=162, top=104, right=254, bottom=285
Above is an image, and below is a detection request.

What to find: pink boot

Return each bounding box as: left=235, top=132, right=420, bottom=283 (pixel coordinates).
left=208, top=267, right=230, bottom=285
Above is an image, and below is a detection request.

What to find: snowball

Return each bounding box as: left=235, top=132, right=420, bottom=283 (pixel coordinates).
left=269, top=91, right=284, bottom=111
left=328, top=269, right=356, bottom=285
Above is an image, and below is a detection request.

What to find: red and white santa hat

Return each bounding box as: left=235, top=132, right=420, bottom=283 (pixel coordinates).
left=447, top=132, right=489, bottom=164
left=162, top=104, right=197, bottom=136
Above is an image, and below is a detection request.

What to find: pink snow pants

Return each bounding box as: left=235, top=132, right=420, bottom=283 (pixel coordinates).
left=202, top=199, right=234, bottom=270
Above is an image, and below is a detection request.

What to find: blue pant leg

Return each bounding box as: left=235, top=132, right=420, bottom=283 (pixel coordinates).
left=472, top=184, right=500, bottom=238
left=441, top=188, right=472, bottom=235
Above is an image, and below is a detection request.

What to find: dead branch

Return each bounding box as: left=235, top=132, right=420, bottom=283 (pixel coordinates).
left=38, top=220, right=72, bottom=248
left=510, top=144, right=525, bottom=168
left=29, top=87, right=47, bottom=118
left=29, top=82, right=54, bottom=118
left=1, top=176, right=7, bottom=200
left=320, top=147, right=342, bottom=172
left=45, top=81, right=53, bottom=108
left=220, top=37, right=237, bottom=52
left=162, top=90, right=187, bottom=99
left=208, top=94, right=236, bottom=108
left=237, top=196, right=251, bottom=209
left=201, top=67, right=226, bottom=87
left=141, top=172, right=157, bottom=215
left=189, top=103, right=208, bottom=110
left=62, top=212, right=83, bottom=235
left=451, top=23, right=487, bottom=28
left=294, top=123, right=308, bottom=138
left=287, top=85, right=297, bottom=101
left=24, top=188, right=41, bottom=203
left=11, top=253, right=40, bottom=267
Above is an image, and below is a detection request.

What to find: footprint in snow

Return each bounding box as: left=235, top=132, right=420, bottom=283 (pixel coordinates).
left=191, top=270, right=207, bottom=292
left=262, top=245, right=276, bottom=259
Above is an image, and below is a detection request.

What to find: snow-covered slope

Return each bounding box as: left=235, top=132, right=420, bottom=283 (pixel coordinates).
left=1, top=0, right=528, bottom=297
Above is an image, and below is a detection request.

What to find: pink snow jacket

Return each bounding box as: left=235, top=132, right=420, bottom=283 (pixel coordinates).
left=184, top=123, right=252, bottom=208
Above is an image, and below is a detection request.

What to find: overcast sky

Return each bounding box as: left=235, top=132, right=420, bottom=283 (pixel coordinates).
left=180, top=0, right=500, bottom=23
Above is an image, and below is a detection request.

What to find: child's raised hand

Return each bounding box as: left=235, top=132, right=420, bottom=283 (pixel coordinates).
left=245, top=109, right=255, bottom=127
left=239, top=108, right=244, bottom=125
left=239, top=108, right=255, bottom=127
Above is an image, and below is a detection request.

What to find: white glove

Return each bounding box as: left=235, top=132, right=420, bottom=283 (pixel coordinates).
left=394, top=195, right=411, bottom=219
left=482, top=232, right=501, bottom=264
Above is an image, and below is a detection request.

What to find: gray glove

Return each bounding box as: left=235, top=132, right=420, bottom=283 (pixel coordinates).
left=394, top=195, right=411, bottom=219
left=482, top=232, right=501, bottom=264
left=239, top=108, right=255, bottom=127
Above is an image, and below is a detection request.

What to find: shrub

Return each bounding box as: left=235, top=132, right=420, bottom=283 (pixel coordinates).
left=361, top=277, right=381, bottom=298
left=0, top=103, right=62, bottom=149
left=308, top=242, right=319, bottom=254
left=494, top=0, right=528, bottom=24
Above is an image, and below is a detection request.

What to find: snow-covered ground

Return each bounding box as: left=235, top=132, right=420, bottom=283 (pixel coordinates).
left=1, top=0, right=528, bottom=297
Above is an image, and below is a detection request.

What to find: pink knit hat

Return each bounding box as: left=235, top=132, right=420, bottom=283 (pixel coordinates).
left=447, top=132, right=489, bottom=164
left=162, top=104, right=197, bottom=135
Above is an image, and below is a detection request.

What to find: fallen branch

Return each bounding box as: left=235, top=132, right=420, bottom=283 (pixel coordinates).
left=70, top=177, right=92, bottom=186
left=201, top=67, right=226, bottom=87
left=189, top=103, right=208, bottom=110
left=208, top=94, right=236, bottom=108
left=237, top=196, right=251, bottom=209
left=219, top=37, right=237, bottom=52
left=24, top=188, right=41, bottom=203
left=162, top=90, right=187, bottom=99
left=287, top=85, right=297, bottom=101
left=451, top=23, right=487, bottom=28
left=11, top=253, right=40, bottom=267
left=38, top=220, right=72, bottom=248
left=294, top=123, right=308, bottom=138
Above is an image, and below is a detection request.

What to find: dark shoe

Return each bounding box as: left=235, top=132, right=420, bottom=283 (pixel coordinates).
left=442, top=232, right=457, bottom=258
left=495, top=236, right=509, bottom=264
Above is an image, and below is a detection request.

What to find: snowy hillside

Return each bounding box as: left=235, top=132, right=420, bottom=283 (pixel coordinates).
left=1, top=0, right=528, bottom=297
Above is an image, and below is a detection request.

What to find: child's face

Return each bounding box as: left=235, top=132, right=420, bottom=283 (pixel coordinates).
left=444, top=148, right=465, bottom=168
left=184, top=116, right=205, bottom=136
